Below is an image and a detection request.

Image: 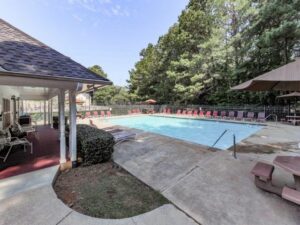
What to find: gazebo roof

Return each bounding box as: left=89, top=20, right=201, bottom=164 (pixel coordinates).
left=0, top=19, right=112, bottom=85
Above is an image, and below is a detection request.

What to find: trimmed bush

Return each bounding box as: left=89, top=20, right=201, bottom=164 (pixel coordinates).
left=76, top=124, right=115, bottom=166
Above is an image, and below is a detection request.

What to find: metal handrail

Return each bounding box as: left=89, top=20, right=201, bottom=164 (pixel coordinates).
left=210, top=129, right=228, bottom=149
left=265, top=114, right=278, bottom=123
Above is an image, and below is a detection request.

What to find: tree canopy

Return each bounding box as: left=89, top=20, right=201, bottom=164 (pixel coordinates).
left=89, top=65, right=108, bottom=78
left=128, top=0, right=300, bottom=105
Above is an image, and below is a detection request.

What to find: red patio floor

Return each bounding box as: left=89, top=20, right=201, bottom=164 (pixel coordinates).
left=0, top=126, right=60, bottom=179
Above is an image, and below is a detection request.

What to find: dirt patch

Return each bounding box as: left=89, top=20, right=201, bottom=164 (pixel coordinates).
left=53, top=161, right=169, bottom=219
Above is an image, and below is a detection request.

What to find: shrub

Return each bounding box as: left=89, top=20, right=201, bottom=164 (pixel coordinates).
left=76, top=124, right=115, bottom=166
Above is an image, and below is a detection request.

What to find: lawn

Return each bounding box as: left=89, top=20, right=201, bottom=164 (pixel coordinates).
left=53, top=162, right=169, bottom=219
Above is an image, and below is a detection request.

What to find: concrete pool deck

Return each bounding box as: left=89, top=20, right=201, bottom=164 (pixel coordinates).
left=86, top=115, right=300, bottom=225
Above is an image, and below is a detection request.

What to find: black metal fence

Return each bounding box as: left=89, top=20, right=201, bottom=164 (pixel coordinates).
left=89, top=104, right=293, bottom=121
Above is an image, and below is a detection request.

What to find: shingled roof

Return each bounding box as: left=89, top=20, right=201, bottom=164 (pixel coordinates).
left=0, top=19, right=112, bottom=84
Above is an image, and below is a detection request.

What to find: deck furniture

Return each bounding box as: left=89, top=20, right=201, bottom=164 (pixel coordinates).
left=176, top=110, right=181, bottom=115
left=220, top=111, right=226, bottom=119
left=205, top=111, right=211, bottom=118
left=163, top=109, right=167, bottom=114
left=235, top=111, right=244, bottom=120
left=0, top=129, right=33, bottom=162
left=187, top=110, right=193, bottom=116
left=193, top=110, right=198, bottom=116
left=166, top=108, right=171, bottom=114
left=182, top=110, right=187, bottom=115
left=85, top=112, right=91, bottom=118
left=227, top=111, right=235, bottom=119
left=112, top=130, right=136, bottom=144
left=106, top=111, right=111, bottom=117
left=274, top=156, right=300, bottom=205
left=286, top=115, right=300, bottom=125
left=199, top=111, right=204, bottom=117
left=100, top=111, right=105, bottom=117
left=251, top=162, right=282, bottom=195
left=245, top=112, right=255, bottom=121
left=212, top=111, right=218, bottom=118
left=128, top=110, right=132, bottom=115
left=93, top=111, right=99, bottom=117
left=257, top=112, right=266, bottom=122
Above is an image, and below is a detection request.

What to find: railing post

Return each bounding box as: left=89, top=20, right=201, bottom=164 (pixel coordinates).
left=233, top=134, right=237, bottom=159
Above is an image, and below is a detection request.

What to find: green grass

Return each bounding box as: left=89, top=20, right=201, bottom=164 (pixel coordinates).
left=54, top=162, right=169, bottom=219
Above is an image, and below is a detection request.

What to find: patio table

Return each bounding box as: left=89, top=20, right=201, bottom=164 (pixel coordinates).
left=286, top=115, right=300, bottom=125
left=274, top=156, right=300, bottom=190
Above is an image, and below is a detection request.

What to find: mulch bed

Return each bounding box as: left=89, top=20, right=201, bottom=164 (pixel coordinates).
left=53, top=161, right=169, bottom=219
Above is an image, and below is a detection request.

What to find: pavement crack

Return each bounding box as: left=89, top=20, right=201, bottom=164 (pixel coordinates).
left=56, top=211, right=73, bottom=225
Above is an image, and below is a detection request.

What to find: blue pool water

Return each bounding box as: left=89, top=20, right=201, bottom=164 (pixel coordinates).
left=108, top=116, right=262, bottom=150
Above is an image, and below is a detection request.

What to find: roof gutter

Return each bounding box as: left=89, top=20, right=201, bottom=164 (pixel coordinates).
left=0, top=70, right=113, bottom=85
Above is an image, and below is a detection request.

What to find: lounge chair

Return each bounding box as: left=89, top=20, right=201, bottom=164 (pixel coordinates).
left=199, top=111, right=204, bottom=117
left=167, top=109, right=171, bottom=114
left=212, top=111, right=218, bottom=118
left=193, top=110, right=198, bottom=116
left=257, top=112, right=266, bottom=122
left=220, top=111, right=226, bottom=119
left=0, top=129, right=33, bottom=162
left=227, top=111, right=235, bottom=119
left=187, top=110, right=193, bottom=116
left=235, top=111, right=244, bottom=120
left=205, top=111, right=211, bottom=118
left=245, top=112, right=255, bottom=121
left=176, top=110, right=181, bottom=115
left=163, top=109, right=167, bottom=114
left=93, top=111, right=99, bottom=117
left=182, top=110, right=187, bottom=115
left=100, top=111, right=105, bottom=117
left=85, top=111, right=91, bottom=118
left=128, top=110, right=132, bottom=115
left=136, top=109, right=141, bottom=114
left=106, top=111, right=111, bottom=117
left=112, top=131, right=136, bottom=144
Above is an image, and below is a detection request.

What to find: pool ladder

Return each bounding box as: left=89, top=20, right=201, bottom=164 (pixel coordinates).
left=209, top=130, right=237, bottom=159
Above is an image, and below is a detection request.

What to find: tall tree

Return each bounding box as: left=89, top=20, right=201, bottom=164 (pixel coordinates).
left=89, top=65, right=108, bottom=78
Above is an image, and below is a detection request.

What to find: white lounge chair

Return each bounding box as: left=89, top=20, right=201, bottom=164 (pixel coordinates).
left=112, top=131, right=136, bottom=144
left=0, top=129, right=33, bottom=162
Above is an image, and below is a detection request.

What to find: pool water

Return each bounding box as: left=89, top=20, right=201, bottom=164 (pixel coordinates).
left=107, top=116, right=262, bottom=150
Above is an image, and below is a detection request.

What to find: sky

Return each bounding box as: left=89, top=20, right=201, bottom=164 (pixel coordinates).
left=0, top=0, right=188, bottom=86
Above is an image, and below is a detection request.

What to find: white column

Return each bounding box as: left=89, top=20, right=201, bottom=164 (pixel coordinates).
left=50, top=99, right=53, bottom=128
left=43, top=100, right=47, bottom=125
left=69, top=90, right=77, bottom=167
left=12, top=96, right=16, bottom=124
left=47, top=100, right=51, bottom=125
left=59, top=89, right=66, bottom=164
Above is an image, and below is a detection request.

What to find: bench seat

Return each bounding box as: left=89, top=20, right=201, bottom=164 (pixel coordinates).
left=282, top=186, right=300, bottom=205
left=251, top=162, right=274, bottom=180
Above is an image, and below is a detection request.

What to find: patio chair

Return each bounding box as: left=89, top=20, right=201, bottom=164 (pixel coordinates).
left=163, top=109, right=167, bottom=114
left=199, top=111, right=204, bottom=117
left=187, top=110, right=193, bottom=116
left=182, top=110, right=187, bottom=115
left=85, top=111, right=91, bottom=118
left=235, top=111, right=244, bottom=120
left=212, top=111, right=218, bottom=118
left=167, top=108, right=171, bottom=114
left=176, top=110, right=182, bottom=115
left=227, top=111, right=235, bottom=119
left=9, top=123, right=27, bottom=139
left=106, top=111, right=111, bottom=117
left=245, top=112, right=255, bottom=121
left=205, top=111, right=211, bottom=118
left=100, top=111, right=105, bottom=117
left=0, top=129, right=33, bottom=162
left=193, top=110, right=198, bottom=116
left=257, top=112, right=266, bottom=122
left=220, top=111, right=226, bottom=119
left=93, top=111, right=99, bottom=117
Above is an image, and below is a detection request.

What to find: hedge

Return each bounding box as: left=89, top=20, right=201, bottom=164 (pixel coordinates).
left=75, top=124, right=115, bottom=166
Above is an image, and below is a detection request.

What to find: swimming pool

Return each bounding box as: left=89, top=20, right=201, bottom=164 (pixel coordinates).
left=107, top=116, right=262, bottom=150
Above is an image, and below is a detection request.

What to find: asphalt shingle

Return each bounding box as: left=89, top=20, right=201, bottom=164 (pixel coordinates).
left=0, top=19, right=111, bottom=84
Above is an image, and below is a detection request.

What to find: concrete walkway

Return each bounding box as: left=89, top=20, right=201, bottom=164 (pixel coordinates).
left=0, top=166, right=197, bottom=225
left=113, top=130, right=300, bottom=225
